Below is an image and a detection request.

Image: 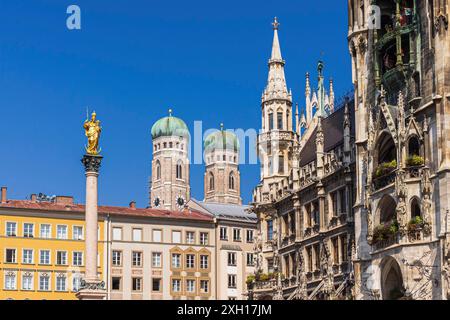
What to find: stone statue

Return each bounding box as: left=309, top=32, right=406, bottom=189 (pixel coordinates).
left=84, top=111, right=102, bottom=155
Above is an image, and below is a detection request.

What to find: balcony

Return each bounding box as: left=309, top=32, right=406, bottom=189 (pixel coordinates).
left=373, top=170, right=396, bottom=191
left=258, top=131, right=296, bottom=144
left=372, top=233, right=400, bottom=252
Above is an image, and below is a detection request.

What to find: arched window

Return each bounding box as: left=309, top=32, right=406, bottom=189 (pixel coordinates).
left=410, top=198, right=421, bottom=218
left=156, top=160, right=161, bottom=180
left=376, top=132, right=396, bottom=165
left=277, top=111, right=283, bottom=130
left=209, top=173, right=215, bottom=191
left=408, top=136, right=420, bottom=157
left=176, top=161, right=183, bottom=179
left=229, top=172, right=235, bottom=190
left=286, top=111, right=290, bottom=131
left=278, top=155, right=284, bottom=174
left=378, top=195, right=397, bottom=224
left=268, top=112, right=274, bottom=130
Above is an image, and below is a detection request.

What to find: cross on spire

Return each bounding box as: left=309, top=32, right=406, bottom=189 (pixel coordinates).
left=272, top=17, right=280, bottom=30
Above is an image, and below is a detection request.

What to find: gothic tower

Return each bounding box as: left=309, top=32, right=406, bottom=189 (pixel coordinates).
left=203, top=124, right=242, bottom=205
left=150, top=109, right=190, bottom=210
left=257, top=17, right=295, bottom=200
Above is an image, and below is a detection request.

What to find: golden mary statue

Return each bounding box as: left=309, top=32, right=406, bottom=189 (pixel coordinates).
left=83, top=111, right=102, bottom=155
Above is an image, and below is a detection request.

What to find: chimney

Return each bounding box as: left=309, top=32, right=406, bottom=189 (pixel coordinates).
left=129, top=201, right=136, bottom=209
left=31, top=194, right=37, bottom=202
left=55, top=196, right=74, bottom=205
left=1, top=187, right=7, bottom=204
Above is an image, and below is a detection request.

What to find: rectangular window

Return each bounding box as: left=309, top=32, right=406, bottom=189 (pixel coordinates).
left=132, top=277, right=142, bottom=292
left=186, top=279, right=195, bottom=293
left=112, top=277, right=121, bottom=291
left=277, top=112, right=283, bottom=130
left=339, top=188, right=347, bottom=214
left=132, top=228, right=142, bottom=242
left=22, top=274, right=33, bottom=291
left=132, top=251, right=143, bottom=267
left=233, top=228, right=241, bottom=242
left=152, top=252, right=161, bottom=268
left=56, top=251, right=68, bottom=265
left=40, top=224, right=51, bottom=238
left=172, top=253, right=181, bottom=268
left=6, top=222, right=17, bottom=237
left=247, top=253, right=255, bottom=266
left=112, top=250, right=122, bottom=266
left=23, top=223, right=34, bottom=238
left=4, top=273, right=16, bottom=290
left=56, top=225, right=67, bottom=240
left=152, top=229, right=162, bottom=242
left=39, top=274, right=50, bottom=291
left=246, top=229, right=254, bottom=243
left=227, top=252, right=236, bottom=266
left=278, top=155, right=284, bottom=174
left=152, top=278, right=161, bottom=292
left=73, top=251, right=83, bottom=266
left=72, top=276, right=81, bottom=292
left=112, top=227, right=122, bottom=241
left=200, top=232, right=208, bottom=245
left=268, top=113, right=274, bottom=130
left=5, top=249, right=17, bottom=263
left=341, top=234, right=348, bottom=262
left=306, top=247, right=313, bottom=272
left=186, top=231, right=195, bottom=244
left=228, top=274, right=237, bottom=288
left=220, top=227, right=228, bottom=240
left=200, top=255, right=209, bottom=269
left=332, top=237, right=339, bottom=265
left=331, top=192, right=338, bottom=217
left=56, top=276, right=67, bottom=292
left=200, top=280, right=209, bottom=294
left=73, top=226, right=83, bottom=240
left=267, top=220, right=273, bottom=241
left=186, top=254, right=195, bottom=269
left=172, top=279, right=181, bottom=292
left=172, top=231, right=181, bottom=244
left=22, top=249, right=33, bottom=264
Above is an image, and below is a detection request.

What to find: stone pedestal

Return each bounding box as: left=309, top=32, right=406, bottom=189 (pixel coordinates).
left=76, top=154, right=106, bottom=300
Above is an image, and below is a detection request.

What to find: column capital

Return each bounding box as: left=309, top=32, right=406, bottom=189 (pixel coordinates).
left=82, top=154, right=103, bottom=173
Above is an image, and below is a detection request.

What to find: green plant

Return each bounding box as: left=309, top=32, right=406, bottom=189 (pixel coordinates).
left=406, top=155, right=424, bottom=167
left=372, top=220, right=399, bottom=243
left=246, top=275, right=255, bottom=285
left=407, top=215, right=424, bottom=232
left=258, top=273, right=269, bottom=281
left=374, top=160, right=397, bottom=178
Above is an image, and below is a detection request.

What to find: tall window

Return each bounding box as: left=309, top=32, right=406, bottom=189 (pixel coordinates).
left=73, top=252, right=83, bottom=266
left=268, top=112, right=274, bottom=130
left=152, top=278, right=161, bottom=292
left=267, top=220, right=273, bottom=241
left=277, top=111, right=283, bottom=130
left=220, top=227, right=228, bottom=240
left=112, top=227, right=122, bottom=241
left=56, top=225, right=67, bottom=240
left=39, top=274, right=50, bottom=291
left=172, top=253, right=181, bottom=268
left=73, top=275, right=82, bottom=292
left=176, top=161, right=183, bottom=179
left=229, top=173, right=235, bottom=190
left=186, top=254, right=195, bottom=269
left=246, top=229, right=254, bottom=243
left=186, top=231, right=195, bottom=244
left=152, top=252, right=162, bottom=268
left=112, top=277, right=121, bottom=291
left=172, top=279, right=181, bottom=293
left=5, top=249, right=16, bottom=263
left=6, top=222, right=17, bottom=237
left=112, top=250, right=122, bottom=266
left=56, top=251, right=68, bottom=265
left=22, top=249, right=33, bottom=264
left=132, top=251, right=143, bottom=267
left=23, top=223, right=34, bottom=238
left=156, top=160, right=161, bottom=180
left=209, top=173, right=215, bottom=191
left=56, top=275, right=67, bottom=292
left=40, top=250, right=50, bottom=265
left=200, top=280, right=209, bottom=293
left=132, top=277, right=142, bottom=292
left=40, top=224, right=51, bottom=239
left=22, top=273, right=33, bottom=291
left=278, top=155, right=284, bottom=174
left=186, top=279, right=196, bottom=293
left=339, top=188, right=346, bottom=214
left=200, top=232, right=208, bottom=245
left=73, top=226, right=83, bottom=240
left=132, top=228, right=142, bottom=242
left=5, top=273, right=16, bottom=290
left=227, top=252, right=237, bottom=266
left=233, top=228, right=241, bottom=241
left=228, top=274, right=237, bottom=288
left=172, top=231, right=181, bottom=244
left=152, top=229, right=162, bottom=242
left=200, top=255, right=209, bottom=269
left=247, top=253, right=255, bottom=266
left=332, top=237, right=339, bottom=265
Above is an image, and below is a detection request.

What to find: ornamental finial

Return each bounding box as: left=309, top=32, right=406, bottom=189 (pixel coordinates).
left=220, top=123, right=224, bottom=131
left=272, top=17, right=280, bottom=30
left=168, top=108, right=173, bottom=116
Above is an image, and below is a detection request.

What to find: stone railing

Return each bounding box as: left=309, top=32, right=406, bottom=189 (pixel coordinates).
left=405, top=165, right=422, bottom=179
left=372, top=170, right=396, bottom=191
left=372, top=233, right=400, bottom=251
left=258, top=131, right=296, bottom=144
left=254, top=279, right=277, bottom=291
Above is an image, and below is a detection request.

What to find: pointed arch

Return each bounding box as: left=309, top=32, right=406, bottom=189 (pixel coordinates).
left=209, top=172, right=215, bottom=191
left=155, top=160, right=161, bottom=180
left=410, top=197, right=421, bottom=219
left=176, top=160, right=183, bottom=179
left=229, top=171, right=235, bottom=190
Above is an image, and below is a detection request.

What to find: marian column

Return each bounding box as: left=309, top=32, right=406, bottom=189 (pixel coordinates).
left=76, top=111, right=106, bottom=300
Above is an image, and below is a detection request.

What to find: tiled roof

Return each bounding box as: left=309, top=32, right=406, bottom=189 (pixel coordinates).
left=0, top=200, right=213, bottom=222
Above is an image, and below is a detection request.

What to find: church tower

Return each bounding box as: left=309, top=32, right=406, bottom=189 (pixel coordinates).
left=203, top=124, right=242, bottom=205
left=257, top=17, right=295, bottom=198
left=150, top=109, right=190, bottom=210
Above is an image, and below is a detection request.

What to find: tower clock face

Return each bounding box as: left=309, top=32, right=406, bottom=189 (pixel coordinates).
left=176, top=195, right=186, bottom=209
left=153, top=197, right=161, bottom=208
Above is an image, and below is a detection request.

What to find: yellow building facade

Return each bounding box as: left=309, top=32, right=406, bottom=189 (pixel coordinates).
left=0, top=195, right=105, bottom=300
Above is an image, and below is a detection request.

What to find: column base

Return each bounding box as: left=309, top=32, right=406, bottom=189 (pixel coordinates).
left=75, top=279, right=107, bottom=300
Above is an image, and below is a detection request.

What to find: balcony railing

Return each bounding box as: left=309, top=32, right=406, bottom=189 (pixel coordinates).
left=372, top=170, right=396, bottom=190
left=405, top=165, right=422, bottom=179
left=254, top=279, right=277, bottom=291
left=372, top=233, right=400, bottom=251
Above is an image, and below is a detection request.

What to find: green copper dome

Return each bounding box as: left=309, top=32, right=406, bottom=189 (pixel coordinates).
left=151, top=112, right=189, bottom=139
left=204, top=129, right=239, bottom=152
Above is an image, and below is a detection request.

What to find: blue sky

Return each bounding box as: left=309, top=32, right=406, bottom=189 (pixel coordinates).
left=0, top=0, right=351, bottom=207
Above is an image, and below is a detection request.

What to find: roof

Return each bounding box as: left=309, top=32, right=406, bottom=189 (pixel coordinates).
left=0, top=200, right=213, bottom=222
left=204, top=129, right=239, bottom=152
left=299, top=100, right=355, bottom=167
left=151, top=115, right=189, bottom=139
left=190, top=199, right=257, bottom=223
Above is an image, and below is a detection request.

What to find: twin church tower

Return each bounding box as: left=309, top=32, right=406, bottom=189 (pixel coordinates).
left=149, top=110, right=242, bottom=210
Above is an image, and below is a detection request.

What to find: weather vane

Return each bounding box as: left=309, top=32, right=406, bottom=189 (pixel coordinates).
left=272, top=17, right=280, bottom=30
